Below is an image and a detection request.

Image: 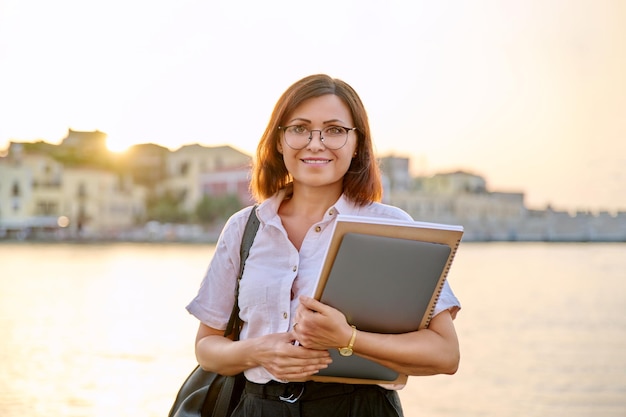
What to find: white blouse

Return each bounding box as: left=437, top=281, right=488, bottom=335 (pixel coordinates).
left=187, top=189, right=461, bottom=384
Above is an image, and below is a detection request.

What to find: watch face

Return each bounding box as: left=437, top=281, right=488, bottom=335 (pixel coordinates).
left=338, top=347, right=353, bottom=356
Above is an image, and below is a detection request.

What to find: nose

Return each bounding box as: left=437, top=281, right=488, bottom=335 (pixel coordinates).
left=307, top=130, right=325, bottom=149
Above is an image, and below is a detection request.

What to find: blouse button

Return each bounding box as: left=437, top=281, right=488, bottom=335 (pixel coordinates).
left=283, top=312, right=288, bottom=319
left=292, top=265, right=297, bottom=272
left=329, top=209, right=334, bottom=216
left=315, top=226, right=321, bottom=233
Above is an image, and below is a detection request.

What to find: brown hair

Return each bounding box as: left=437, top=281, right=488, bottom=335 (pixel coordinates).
left=250, top=74, right=382, bottom=205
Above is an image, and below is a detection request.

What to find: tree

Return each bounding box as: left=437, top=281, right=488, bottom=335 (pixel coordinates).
left=146, top=192, right=189, bottom=223
left=195, top=194, right=242, bottom=224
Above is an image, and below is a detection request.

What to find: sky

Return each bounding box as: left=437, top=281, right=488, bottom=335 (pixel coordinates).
left=1, top=0, right=625, bottom=212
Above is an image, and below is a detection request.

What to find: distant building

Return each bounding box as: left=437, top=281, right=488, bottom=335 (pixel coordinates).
left=163, top=144, right=252, bottom=212
left=199, top=166, right=254, bottom=206
left=379, top=156, right=412, bottom=193
left=124, top=143, right=169, bottom=189
left=415, top=171, right=488, bottom=195
left=59, top=129, right=109, bottom=156
left=2, top=135, right=625, bottom=242
left=0, top=143, right=146, bottom=238
left=60, top=167, right=146, bottom=236
left=388, top=166, right=626, bottom=241
left=0, top=149, right=37, bottom=237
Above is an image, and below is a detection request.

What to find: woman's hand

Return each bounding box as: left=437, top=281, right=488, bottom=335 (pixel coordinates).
left=293, top=296, right=354, bottom=351
left=254, top=331, right=332, bottom=381
left=195, top=323, right=331, bottom=380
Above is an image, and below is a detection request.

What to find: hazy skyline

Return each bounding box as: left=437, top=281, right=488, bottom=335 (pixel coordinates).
left=1, top=0, right=624, bottom=211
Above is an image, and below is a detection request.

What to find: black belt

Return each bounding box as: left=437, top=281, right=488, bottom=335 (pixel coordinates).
left=245, top=380, right=362, bottom=403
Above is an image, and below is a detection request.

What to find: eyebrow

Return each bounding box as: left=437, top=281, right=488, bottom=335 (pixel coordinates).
left=287, top=117, right=347, bottom=125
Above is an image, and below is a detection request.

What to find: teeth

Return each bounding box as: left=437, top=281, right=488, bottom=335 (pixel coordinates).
left=303, top=159, right=330, bottom=164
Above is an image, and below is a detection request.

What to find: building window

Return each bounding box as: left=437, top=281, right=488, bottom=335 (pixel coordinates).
left=35, top=201, right=58, bottom=215
left=12, top=182, right=20, bottom=197
left=78, top=183, right=87, bottom=198
left=180, top=162, right=189, bottom=176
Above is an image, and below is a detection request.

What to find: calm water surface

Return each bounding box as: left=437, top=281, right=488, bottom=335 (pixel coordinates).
left=1, top=242, right=625, bottom=417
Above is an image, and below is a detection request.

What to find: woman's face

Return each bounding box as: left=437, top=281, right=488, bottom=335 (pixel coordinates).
left=278, top=94, right=357, bottom=192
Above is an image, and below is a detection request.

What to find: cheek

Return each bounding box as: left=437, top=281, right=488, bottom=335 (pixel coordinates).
left=348, top=140, right=358, bottom=157
left=338, top=150, right=356, bottom=171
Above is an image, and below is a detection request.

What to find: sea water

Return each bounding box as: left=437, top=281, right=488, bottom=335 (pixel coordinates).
left=0, top=242, right=624, bottom=417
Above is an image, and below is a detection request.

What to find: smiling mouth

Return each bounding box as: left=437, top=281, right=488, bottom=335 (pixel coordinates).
left=301, top=159, right=331, bottom=164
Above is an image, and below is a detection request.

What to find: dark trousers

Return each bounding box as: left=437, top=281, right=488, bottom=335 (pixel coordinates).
left=231, top=380, right=404, bottom=417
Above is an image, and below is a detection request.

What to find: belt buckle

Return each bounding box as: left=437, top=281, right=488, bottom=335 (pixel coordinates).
left=279, top=384, right=305, bottom=403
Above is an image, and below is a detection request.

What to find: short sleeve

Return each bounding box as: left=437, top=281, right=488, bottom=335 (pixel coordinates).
left=185, top=209, right=250, bottom=329
left=432, top=279, right=461, bottom=319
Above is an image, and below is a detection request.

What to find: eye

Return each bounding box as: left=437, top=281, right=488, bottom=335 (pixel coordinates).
left=288, top=125, right=308, bottom=135
left=325, top=126, right=346, bottom=136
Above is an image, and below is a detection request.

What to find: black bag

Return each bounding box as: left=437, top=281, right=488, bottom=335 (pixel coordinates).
left=168, top=367, right=246, bottom=417
left=168, top=207, right=260, bottom=417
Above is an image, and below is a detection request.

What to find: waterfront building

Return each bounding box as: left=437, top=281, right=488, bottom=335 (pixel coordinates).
left=0, top=140, right=145, bottom=238
left=0, top=149, right=38, bottom=238
left=59, top=167, right=146, bottom=237
left=2, top=139, right=625, bottom=241
left=380, top=156, right=626, bottom=241
left=123, top=143, right=169, bottom=189
left=163, top=144, right=252, bottom=213
left=198, top=165, right=254, bottom=206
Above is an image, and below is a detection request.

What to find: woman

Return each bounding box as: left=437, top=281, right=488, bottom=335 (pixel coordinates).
left=186, top=74, right=460, bottom=416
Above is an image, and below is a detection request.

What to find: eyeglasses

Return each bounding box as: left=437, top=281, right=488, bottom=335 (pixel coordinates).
left=278, top=125, right=357, bottom=150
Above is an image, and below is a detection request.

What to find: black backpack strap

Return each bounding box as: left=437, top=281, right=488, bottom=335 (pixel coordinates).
left=224, top=206, right=260, bottom=339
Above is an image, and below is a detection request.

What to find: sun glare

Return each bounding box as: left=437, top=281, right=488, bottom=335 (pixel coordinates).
left=106, top=137, right=131, bottom=153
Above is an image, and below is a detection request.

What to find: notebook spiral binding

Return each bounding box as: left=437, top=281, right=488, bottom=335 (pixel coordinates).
left=424, top=237, right=462, bottom=328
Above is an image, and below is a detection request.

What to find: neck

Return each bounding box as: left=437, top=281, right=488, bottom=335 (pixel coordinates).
left=281, top=183, right=342, bottom=221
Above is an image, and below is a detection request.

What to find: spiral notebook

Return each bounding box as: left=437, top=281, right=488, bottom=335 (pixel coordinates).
left=308, top=215, right=463, bottom=385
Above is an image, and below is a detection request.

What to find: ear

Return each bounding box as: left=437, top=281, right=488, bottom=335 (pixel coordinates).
left=277, top=141, right=283, bottom=154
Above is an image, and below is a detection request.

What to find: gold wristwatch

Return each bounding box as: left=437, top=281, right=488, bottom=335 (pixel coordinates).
left=338, top=325, right=357, bottom=356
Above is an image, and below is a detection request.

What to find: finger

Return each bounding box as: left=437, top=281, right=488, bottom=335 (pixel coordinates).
left=286, top=330, right=299, bottom=344
left=288, top=341, right=332, bottom=359
left=294, top=361, right=329, bottom=376
left=298, top=295, right=326, bottom=313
